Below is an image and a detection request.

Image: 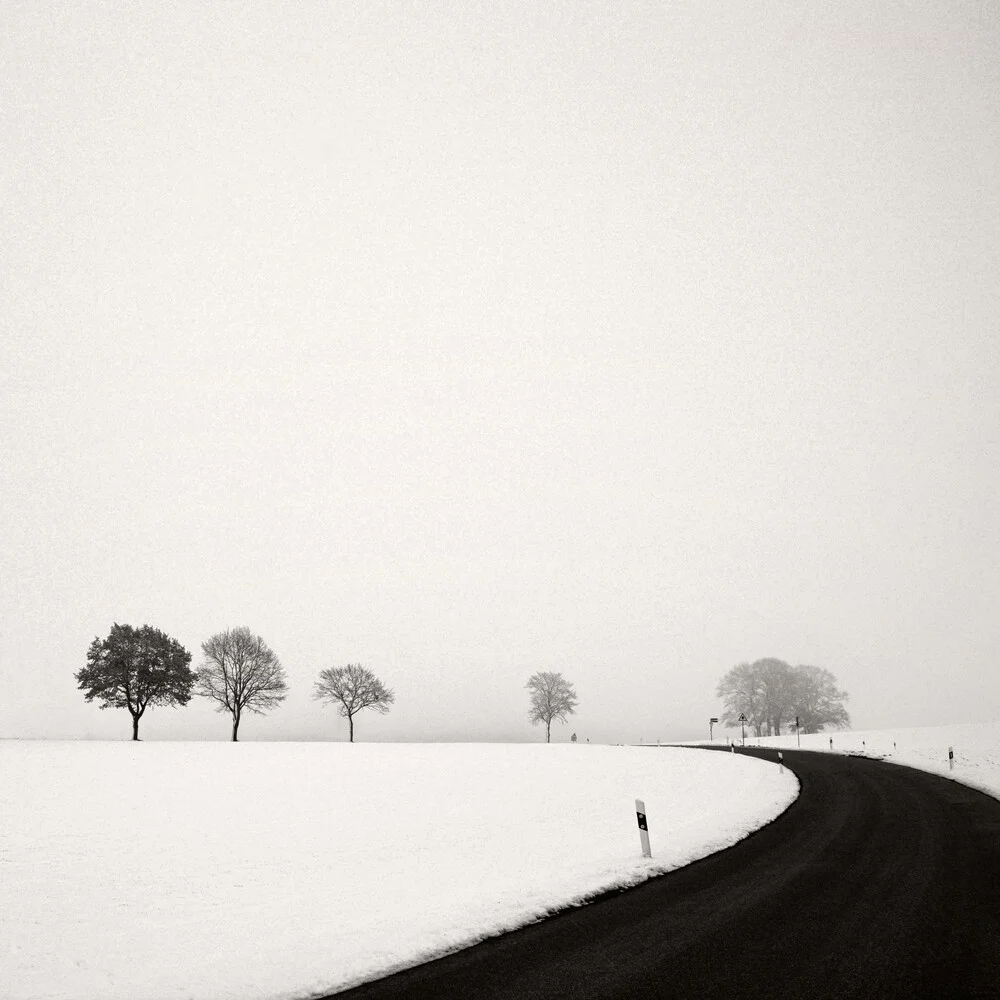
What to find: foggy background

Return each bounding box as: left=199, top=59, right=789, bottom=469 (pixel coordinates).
left=2, top=2, right=997, bottom=743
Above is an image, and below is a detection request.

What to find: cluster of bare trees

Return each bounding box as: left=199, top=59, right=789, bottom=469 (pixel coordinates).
left=76, top=624, right=581, bottom=743
left=76, top=624, right=393, bottom=742
left=716, top=658, right=850, bottom=736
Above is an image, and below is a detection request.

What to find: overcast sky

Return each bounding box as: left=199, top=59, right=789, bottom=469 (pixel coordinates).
left=2, top=2, right=998, bottom=743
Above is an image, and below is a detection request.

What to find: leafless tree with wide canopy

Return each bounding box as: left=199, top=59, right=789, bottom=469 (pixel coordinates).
left=526, top=670, right=578, bottom=743
left=313, top=663, right=394, bottom=742
left=195, top=627, right=288, bottom=741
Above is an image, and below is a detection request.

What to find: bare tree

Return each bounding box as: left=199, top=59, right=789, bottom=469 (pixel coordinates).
left=313, top=663, right=394, bottom=742
left=195, top=627, right=288, bottom=741
left=526, top=671, right=578, bottom=743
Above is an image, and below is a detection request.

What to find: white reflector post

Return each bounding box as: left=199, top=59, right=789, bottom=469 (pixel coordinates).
left=949, top=746, right=954, bottom=771
left=635, top=798, right=651, bottom=858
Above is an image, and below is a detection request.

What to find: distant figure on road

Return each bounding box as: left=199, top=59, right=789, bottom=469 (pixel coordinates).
left=571, top=732, right=577, bottom=743
left=829, top=737, right=833, bottom=750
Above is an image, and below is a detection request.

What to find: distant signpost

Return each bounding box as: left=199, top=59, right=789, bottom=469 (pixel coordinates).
left=738, top=713, right=748, bottom=746
left=709, top=717, right=719, bottom=741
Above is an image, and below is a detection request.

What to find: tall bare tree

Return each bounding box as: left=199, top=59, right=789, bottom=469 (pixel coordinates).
left=313, top=663, right=394, bottom=742
left=76, top=623, right=194, bottom=740
left=526, top=671, right=578, bottom=743
left=195, top=627, right=288, bottom=741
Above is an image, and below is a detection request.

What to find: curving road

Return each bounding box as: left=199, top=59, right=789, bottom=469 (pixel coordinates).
left=328, top=748, right=1000, bottom=999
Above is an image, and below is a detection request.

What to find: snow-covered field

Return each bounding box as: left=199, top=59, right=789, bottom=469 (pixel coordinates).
left=722, top=722, right=1000, bottom=801
left=0, top=742, right=796, bottom=1000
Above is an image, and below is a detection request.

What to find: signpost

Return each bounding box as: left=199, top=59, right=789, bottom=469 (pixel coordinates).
left=737, top=713, right=748, bottom=746
left=709, top=717, right=719, bottom=742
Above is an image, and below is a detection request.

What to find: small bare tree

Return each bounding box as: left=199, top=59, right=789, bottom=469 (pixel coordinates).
left=195, top=627, right=288, bottom=741
left=527, top=671, right=578, bottom=743
left=313, top=663, right=394, bottom=742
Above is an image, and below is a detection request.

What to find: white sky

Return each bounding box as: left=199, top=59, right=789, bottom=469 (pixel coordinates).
left=2, top=1, right=998, bottom=743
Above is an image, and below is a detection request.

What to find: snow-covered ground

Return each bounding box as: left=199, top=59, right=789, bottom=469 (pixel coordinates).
left=0, top=742, right=796, bottom=1000
left=719, top=722, right=1000, bottom=801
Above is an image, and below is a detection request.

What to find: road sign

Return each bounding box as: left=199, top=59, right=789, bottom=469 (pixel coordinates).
left=737, top=714, right=748, bottom=722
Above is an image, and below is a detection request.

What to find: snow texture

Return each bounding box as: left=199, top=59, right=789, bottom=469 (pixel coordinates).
left=1, top=742, right=795, bottom=1000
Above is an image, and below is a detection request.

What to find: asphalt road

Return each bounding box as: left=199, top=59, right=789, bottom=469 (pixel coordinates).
left=329, top=748, right=1000, bottom=999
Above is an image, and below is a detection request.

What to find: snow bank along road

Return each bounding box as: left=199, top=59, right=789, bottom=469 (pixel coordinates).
left=333, top=748, right=1000, bottom=1000
left=1, top=743, right=795, bottom=1000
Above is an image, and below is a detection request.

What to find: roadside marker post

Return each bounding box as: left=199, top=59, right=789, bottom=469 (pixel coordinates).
left=949, top=746, right=954, bottom=771
left=635, top=799, right=652, bottom=858
left=778, top=751, right=784, bottom=773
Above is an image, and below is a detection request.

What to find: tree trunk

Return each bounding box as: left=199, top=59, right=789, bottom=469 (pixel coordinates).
left=131, top=714, right=140, bottom=741
left=546, top=719, right=551, bottom=743
left=232, top=714, right=240, bottom=742
left=348, top=714, right=354, bottom=742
